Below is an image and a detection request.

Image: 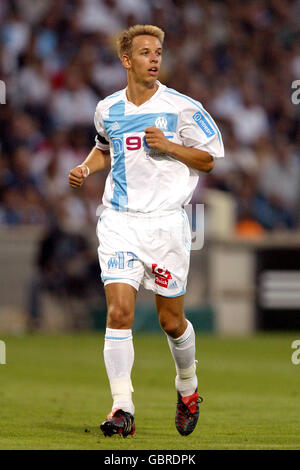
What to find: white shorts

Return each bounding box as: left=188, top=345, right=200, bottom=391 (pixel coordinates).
left=96, top=208, right=191, bottom=297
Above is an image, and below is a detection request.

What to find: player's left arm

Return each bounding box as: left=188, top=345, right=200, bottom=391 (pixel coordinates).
left=144, top=127, right=214, bottom=172
left=145, top=104, right=224, bottom=173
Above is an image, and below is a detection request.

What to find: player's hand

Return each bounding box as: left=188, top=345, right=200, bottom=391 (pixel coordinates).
left=144, top=126, right=170, bottom=153
left=68, top=165, right=90, bottom=188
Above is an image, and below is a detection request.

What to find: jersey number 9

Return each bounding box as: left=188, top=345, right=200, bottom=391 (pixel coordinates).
left=126, top=136, right=142, bottom=150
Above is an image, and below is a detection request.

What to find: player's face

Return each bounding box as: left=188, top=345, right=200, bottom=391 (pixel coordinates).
left=124, top=35, right=162, bottom=86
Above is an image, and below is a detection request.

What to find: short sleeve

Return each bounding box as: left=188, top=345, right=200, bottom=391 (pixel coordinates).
left=94, top=102, right=110, bottom=151
left=178, top=103, right=224, bottom=159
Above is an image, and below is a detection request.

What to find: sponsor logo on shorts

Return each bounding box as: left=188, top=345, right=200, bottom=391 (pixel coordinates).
left=152, top=264, right=172, bottom=288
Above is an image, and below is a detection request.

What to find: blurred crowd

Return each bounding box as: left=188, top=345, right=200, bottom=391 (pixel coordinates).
left=1, top=0, right=300, bottom=234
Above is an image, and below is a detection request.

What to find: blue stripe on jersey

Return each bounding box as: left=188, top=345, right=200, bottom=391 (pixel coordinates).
left=164, top=87, right=222, bottom=144
left=103, top=101, right=178, bottom=211
left=104, top=112, right=178, bottom=136
left=108, top=100, right=128, bottom=211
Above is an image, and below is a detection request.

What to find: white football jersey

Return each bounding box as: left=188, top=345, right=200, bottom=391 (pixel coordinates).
left=94, top=81, right=224, bottom=214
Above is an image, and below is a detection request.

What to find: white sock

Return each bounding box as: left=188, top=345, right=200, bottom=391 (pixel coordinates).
left=167, top=320, right=198, bottom=397
left=104, top=328, right=135, bottom=415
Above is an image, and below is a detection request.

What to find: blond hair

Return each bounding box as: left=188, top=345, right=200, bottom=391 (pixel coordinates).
left=116, top=24, right=165, bottom=59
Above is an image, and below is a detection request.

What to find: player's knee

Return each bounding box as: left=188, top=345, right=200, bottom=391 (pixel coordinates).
left=107, top=304, right=134, bottom=329
left=159, top=312, right=184, bottom=338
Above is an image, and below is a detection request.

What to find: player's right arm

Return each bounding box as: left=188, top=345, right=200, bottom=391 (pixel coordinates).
left=69, top=100, right=111, bottom=188
left=68, top=147, right=110, bottom=188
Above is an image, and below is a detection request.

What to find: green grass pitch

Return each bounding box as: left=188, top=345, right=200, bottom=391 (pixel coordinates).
left=0, top=331, right=299, bottom=450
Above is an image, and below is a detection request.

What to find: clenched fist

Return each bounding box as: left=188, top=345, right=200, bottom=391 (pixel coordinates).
left=69, top=165, right=90, bottom=188
left=144, top=126, right=171, bottom=153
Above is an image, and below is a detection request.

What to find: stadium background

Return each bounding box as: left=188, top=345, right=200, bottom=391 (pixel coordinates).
left=1, top=0, right=300, bottom=451
left=1, top=0, right=299, bottom=334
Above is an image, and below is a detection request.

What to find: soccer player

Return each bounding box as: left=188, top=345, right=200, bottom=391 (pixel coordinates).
left=69, top=24, right=224, bottom=437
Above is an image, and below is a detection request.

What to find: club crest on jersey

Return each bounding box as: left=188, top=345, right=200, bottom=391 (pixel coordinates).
left=152, top=264, right=172, bottom=288
left=155, top=116, right=168, bottom=130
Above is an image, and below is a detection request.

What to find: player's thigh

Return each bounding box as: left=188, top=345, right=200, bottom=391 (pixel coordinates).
left=143, top=210, right=191, bottom=298
left=155, top=294, right=187, bottom=337
left=105, top=282, right=137, bottom=329
left=97, top=210, right=145, bottom=291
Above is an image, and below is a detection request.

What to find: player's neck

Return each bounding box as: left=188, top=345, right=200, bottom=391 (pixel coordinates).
left=126, top=78, right=158, bottom=106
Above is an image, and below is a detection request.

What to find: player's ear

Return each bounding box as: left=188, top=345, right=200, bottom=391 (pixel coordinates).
left=121, top=54, right=131, bottom=70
